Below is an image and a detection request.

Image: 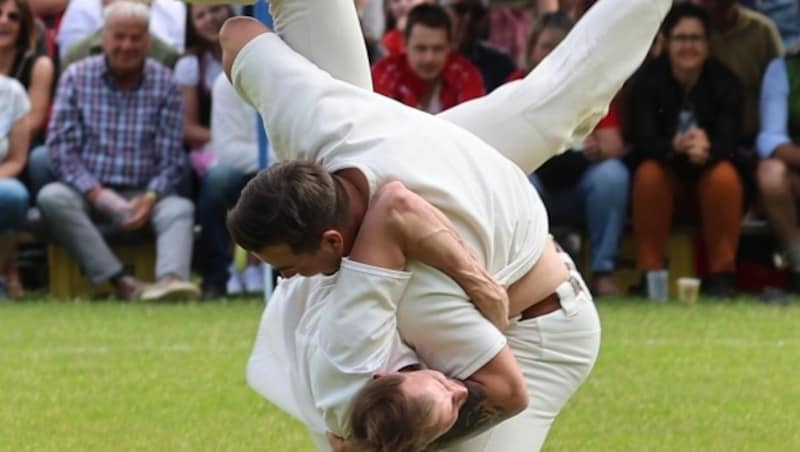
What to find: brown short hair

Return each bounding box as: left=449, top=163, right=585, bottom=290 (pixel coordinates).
left=226, top=160, right=351, bottom=253
left=349, top=374, right=439, bottom=452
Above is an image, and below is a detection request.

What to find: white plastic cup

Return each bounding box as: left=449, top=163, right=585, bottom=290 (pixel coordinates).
left=646, top=270, right=669, bottom=302
left=677, top=277, right=701, bottom=305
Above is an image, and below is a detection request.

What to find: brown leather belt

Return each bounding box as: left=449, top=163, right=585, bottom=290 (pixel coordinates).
left=519, top=292, right=562, bottom=321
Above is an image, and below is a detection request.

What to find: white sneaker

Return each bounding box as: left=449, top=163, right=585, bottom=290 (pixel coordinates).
left=226, top=269, right=244, bottom=295
left=141, top=277, right=200, bottom=301
left=242, top=265, right=264, bottom=294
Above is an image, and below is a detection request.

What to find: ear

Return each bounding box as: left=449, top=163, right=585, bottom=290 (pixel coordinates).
left=320, top=229, right=345, bottom=253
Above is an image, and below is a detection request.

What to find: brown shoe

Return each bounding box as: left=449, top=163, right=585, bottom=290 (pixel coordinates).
left=141, top=275, right=200, bottom=301
left=591, top=273, right=621, bottom=298
left=113, top=275, right=146, bottom=301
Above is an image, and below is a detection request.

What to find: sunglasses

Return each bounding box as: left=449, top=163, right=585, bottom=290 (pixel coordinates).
left=0, top=9, right=22, bottom=23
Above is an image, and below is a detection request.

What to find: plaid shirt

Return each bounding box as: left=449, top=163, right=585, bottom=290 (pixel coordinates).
left=47, top=55, right=185, bottom=195
left=372, top=51, right=485, bottom=112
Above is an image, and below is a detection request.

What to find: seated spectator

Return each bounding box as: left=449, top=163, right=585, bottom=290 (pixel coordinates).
left=198, top=73, right=270, bottom=298
left=693, top=0, right=783, bottom=146
left=372, top=3, right=484, bottom=113
left=740, top=0, right=800, bottom=50
left=756, top=51, right=800, bottom=293
left=175, top=3, right=233, bottom=169
left=37, top=1, right=198, bottom=301
left=0, top=0, right=54, bottom=146
left=381, top=0, right=431, bottom=58
left=628, top=3, right=744, bottom=298
left=60, top=27, right=179, bottom=74
left=526, top=12, right=628, bottom=297
left=57, top=0, right=186, bottom=61
left=0, top=75, right=30, bottom=300
left=442, top=0, right=522, bottom=92
left=1, top=0, right=54, bottom=295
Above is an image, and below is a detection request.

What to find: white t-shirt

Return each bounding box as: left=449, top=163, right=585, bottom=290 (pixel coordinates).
left=234, top=33, right=539, bottom=430
left=0, top=75, right=30, bottom=162
left=248, top=261, right=421, bottom=437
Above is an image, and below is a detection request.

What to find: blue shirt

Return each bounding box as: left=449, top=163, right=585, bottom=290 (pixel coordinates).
left=757, top=58, right=792, bottom=159
left=47, top=55, right=185, bottom=194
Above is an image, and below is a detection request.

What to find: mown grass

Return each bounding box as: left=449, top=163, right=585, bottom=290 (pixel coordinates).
left=0, top=298, right=797, bottom=451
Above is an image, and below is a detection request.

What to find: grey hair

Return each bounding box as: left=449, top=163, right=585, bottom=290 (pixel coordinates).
left=103, top=0, right=151, bottom=25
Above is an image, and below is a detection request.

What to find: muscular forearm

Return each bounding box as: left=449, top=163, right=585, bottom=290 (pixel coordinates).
left=430, top=381, right=511, bottom=448
left=431, top=347, right=527, bottom=447
left=386, top=185, right=509, bottom=328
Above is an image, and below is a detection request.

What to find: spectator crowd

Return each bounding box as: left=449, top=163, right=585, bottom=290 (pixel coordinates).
left=1, top=0, right=799, bottom=303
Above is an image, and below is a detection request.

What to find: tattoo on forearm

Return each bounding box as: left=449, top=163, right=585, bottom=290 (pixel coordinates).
left=428, top=381, right=509, bottom=449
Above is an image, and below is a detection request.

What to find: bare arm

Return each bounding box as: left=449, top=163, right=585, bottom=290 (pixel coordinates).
left=178, top=84, right=212, bottom=149
left=0, top=116, right=30, bottom=179
left=26, top=56, right=54, bottom=142
left=351, top=181, right=510, bottom=330
left=432, top=347, right=527, bottom=447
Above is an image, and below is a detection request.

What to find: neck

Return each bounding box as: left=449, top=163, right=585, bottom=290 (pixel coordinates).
left=672, top=66, right=702, bottom=90
left=333, top=168, right=370, bottom=255
left=113, top=72, right=141, bottom=90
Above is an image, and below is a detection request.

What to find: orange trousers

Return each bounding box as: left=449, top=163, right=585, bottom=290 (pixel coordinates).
left=632, top=159, right=744, bottom=273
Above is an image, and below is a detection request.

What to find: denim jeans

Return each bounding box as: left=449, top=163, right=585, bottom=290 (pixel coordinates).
left=196, top=164, right=251, bottom=290
left=0, top=178, right=29, bottom=232
left=25, top=144, right=55, bottom=200
left=529, top=158, right=629, bottom=273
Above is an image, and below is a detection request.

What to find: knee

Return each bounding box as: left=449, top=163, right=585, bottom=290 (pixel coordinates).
left=633, top=159, right=669, bottom=192
left=0, top=180, right=29, bottom=224
left=157, top=196, right=195, bottom=221
left=757, top=158, right=791, bottom=196
left=36, top=183, right=80, bottom=213
left=202, top=165, right=245, bottom=204
left=220, top=17, right=271, bottom=80
left=587, top=159, right=630, bottom=193
left=703, top=160, right=742, bottom=192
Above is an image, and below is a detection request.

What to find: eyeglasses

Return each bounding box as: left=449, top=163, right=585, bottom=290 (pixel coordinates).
left=669, top=33, right=706, bottom=44
left=0, top=9, right=22, bottom=23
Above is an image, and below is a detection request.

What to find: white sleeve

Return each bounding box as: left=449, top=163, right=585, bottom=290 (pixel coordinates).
left=398, top=262, right=507, bottom=381
left=310, top=258, right=412, bottom=435
left=173, top=55, right=199, bottom=86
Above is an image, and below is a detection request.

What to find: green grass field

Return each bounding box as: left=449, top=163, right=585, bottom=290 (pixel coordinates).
left=1, top=298, right=798, bottom=451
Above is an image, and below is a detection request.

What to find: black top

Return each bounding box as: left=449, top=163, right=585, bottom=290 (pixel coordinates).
left=462, top=41, right=517, bottom=93
left=626, top=56, right=743, bottom=175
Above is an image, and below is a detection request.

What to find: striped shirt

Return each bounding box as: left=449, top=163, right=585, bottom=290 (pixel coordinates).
left=47, top=55, right=185, bottom=195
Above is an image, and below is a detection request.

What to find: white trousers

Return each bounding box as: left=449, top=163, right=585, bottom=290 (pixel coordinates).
left=266, top=0, right=671, bottom=173
left=444, top=252, right=601, bottom=452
